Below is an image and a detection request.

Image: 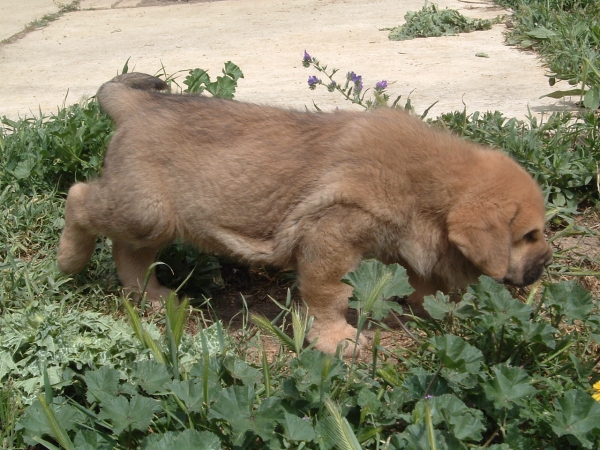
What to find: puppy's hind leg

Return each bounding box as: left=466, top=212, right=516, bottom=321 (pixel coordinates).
left=112, top=239, right=172, bottom=306
left=57, top=183, right=98, bottom=275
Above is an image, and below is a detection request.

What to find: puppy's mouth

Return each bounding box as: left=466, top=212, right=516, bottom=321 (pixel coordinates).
left=502, top=252, right=553, bottom=288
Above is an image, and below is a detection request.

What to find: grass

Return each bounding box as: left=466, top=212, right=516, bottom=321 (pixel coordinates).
left=1, top=0, right=600, bottom=448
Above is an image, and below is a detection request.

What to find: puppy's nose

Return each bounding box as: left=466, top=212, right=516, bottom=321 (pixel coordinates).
left=543, top=248, right=553, bottom=267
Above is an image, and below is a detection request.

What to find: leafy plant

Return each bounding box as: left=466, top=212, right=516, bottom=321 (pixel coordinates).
left=182, top=61, right=244, bottom=99
left=12, top=260, right=600, bottom=449
left=502, top=0, right=600, bottom=109
left=386, top=2, right=504, bottom=41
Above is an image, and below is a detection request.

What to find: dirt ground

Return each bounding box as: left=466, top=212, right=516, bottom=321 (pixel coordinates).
left=0, top=0, right=571, bottom=120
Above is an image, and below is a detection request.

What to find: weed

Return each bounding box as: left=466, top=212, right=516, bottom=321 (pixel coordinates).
left=385, top=2, right=504, bottom=41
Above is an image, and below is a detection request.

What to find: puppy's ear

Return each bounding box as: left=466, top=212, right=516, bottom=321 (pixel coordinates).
left=447, top=205, right=511, bottom=280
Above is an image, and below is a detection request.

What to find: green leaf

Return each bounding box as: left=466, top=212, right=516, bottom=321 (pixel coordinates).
left=541, top=88, right=584, bottom=99
left=551, top=390, right=600, bottom=448
left=183, top=68, right=210, bottom=94
left=290, top=349, right=345, bottom=396
left=223, top=355, right=262, bottom=387
left=168, top=379, right=204, bottom=412
left=403, top=369, right=450, bottom=400
left=13, top=158, right=34, bottom=179
left=343, top=260, right=413, bottom=320
left=519, top=321, right=557, bottom=348
left=213, top=76, right=238, bottom=99
left=84, top=366, right=120, bottom=404
left=544, top=281, right=593, bottom=323
left=399, top=424, right=466, bottom=450
left=482, top=364, right=537, bottom=411
left=73, top=429, right=114, bottom=450
left=133, top=360, right=173, bottom=394
left=414, top=394, right=485, bottom=442
left=98, top=395, right=161, bottom=435
left=17, top=396, right=83, bottom=447
left=141, top=430, right=221, bottom=450
left=223, top=61, right=244, bottom=82
left=208, top=386, right=283, bottom=445
left=430, top=335, right=483, bottom=373
left=526, top=27, right=557, bottom=39
left=583, top=88, right=600, bottom=110
left=468, top=277, right=531, bottom=327
left=279, top=412, right=316, bottom=442
left=423, top=292, right=457, bottom=320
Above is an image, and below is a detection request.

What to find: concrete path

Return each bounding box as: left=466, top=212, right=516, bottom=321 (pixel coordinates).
left=0, top=0, right=568, bottom=120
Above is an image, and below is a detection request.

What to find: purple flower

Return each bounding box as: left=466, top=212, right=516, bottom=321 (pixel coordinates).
left=375, top=80, right=388, bottom=91
left=347, top=71, right=362, bottom=84
left=308, top=76, right=321, bottom=89
left=347, top=72, right=363, bottom=94
left=327, top=80, right=337, bottom=92
left=303, top=50, right=312, bottom=67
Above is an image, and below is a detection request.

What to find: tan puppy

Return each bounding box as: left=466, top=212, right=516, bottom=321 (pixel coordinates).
left=58, top=73, right=552, bottom=355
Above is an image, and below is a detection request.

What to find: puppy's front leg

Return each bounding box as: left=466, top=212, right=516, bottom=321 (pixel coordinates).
left=296, top=207, right=370, bottom=356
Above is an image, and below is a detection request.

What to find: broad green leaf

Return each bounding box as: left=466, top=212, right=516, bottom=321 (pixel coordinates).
left=279, top=412, right=316, bottom=442
left=73, top=429, right=114, bottom=450
left=526, top=27, right=557, bottom=39
left=430, top=335, right=483, bottom=373
left=357, top=388, right=382, bottom=417
left=183, top=68, right=210, bottom=94
left=414, top=394, right=485, bottom=442
left=403, top=369, right=450, bottom=400
left=98, top=395, right=161, bottom=435
left=467, top=277, right=531, bottom=329
left=343, top=260, right=413, bottom=320
left=223, top=61, right=244, bottom=81
left=223, top=355, right=262, bottom=387
left=168, top=379, right=204, bottom=412
left=17, top=396, right=83, bottom=447
left=133, top=360, right=172, bottom=394
left=423, top=292, right=457, bottom=320
left=584, top=87, right=600, bottom=110
left=142, top=429, right=220, bottom=450
left=208, top=76, right=237, bottom=100
left=519, top=321, right=557, bottom=348
left=551, top=389, right=600, bottom=448
left=399, top=424, right=466, bottom=450
left=544, top=281, right=593, bottom=323
left=290, top=349, right=345, bottom=400
left=84, top=366, right=120, bottom=404
left=482, top=364, right=537, bottom=411
left=13, top=158, right=34, bottom=179
left=208, top=385, right=283, bottom=445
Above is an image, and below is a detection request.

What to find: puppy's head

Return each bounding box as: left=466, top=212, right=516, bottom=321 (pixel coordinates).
left=447, top=152, right=552, bottom=287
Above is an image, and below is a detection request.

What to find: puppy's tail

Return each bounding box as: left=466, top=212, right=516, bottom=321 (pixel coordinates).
left=96, top=73, right=169, bottom=124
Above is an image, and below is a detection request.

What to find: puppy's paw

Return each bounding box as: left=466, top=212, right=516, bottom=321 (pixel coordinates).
left=308, top=322, right=368, bottom=357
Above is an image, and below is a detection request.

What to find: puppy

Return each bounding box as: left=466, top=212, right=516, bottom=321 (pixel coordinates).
left=58, top=73, right=552, bottom=355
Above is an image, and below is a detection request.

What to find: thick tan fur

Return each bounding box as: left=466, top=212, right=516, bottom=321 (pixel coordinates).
left=58, top=73, right=552, bottom=355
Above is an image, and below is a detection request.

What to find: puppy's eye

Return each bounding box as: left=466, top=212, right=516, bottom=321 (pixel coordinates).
left=522, top=230, right=538, bottom=243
